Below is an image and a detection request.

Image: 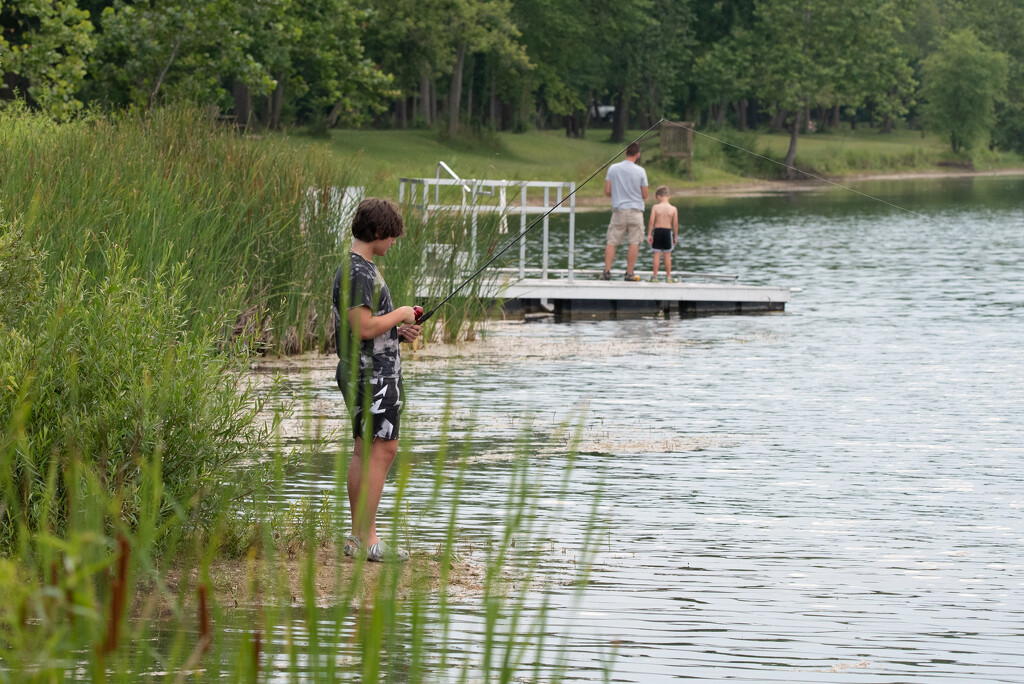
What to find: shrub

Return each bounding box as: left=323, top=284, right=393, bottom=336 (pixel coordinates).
left=0, top=214, right=44, bottom=330
left=0, top=105, right=347, bottom=355
left=0, top=238, right=288, bottom=550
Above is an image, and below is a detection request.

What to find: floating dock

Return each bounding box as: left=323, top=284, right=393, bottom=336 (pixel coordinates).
left=485, top=268, right=790, bottom=318
left=401, top=165, right=793, bottom=319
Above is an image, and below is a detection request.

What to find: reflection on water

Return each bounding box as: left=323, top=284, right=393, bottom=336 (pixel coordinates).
left=264, top=176, right=1024, bottom=682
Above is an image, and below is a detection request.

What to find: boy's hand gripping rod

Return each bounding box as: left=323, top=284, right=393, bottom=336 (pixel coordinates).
left=414, top=119, right=665, bottom=325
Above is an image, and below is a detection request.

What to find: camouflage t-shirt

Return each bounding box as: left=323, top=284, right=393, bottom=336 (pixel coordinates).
left=335, top=252, right=401, bottom=380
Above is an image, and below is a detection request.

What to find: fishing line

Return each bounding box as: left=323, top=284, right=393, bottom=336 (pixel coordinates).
left=661, top=120, right=937, bottom=222
left=416, top=118, right=665, bottom=324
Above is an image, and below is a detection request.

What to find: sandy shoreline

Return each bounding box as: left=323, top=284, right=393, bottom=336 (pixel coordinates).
left=675, top=166, right=1024, bottom=197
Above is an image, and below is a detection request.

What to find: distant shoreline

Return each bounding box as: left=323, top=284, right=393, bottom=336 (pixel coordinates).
left=566, top=167, right=1024, bottom=207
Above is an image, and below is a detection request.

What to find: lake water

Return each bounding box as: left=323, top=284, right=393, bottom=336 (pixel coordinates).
left=268, top=175, right=1024, bottom=682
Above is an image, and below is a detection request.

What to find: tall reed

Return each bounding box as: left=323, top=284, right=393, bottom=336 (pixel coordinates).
left=1, top=107, right=607, bottom=679
left=0, top=232, right=292, bottom=551
left=0, top=384, right=610, bottom=681
left=0, top=104, right=502, bottom=354
left=380, top=205, right=507, bottom=345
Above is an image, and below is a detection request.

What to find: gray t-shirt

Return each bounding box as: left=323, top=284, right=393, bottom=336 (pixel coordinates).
left=340, top=252, right=401, bottom=379
left=605, top=159, right=648, bottom=211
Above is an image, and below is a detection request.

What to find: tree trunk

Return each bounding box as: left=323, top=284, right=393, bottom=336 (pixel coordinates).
left=881, top=114, right=892, bottom=134
left=326, top=102, right=343, bottom=127
left=429, top=79, right=437, bottom=125
left=449, top=43, right=467, bottom=136
left=232, top=81, right=251, bottom=128
left=716, top=98, right=727, bottom=126
left=502, top=99, right=513, bottom=131
left=420, top=75, right=431, bottom=125
left=611, top=85, right=627, bottom=143
left=784, top=109, right=802, bottom=179
left=396, top=97, right=407, bottom=129
left=735, top=99, right=748, bottom=131
left=489, top=73, right=497, bottom=127
left=465, top=54, right=474, bottom=126
left=832, top=104, right=840, bottom=129
left=268, top=74, right=284, bottom=130
left=770, top=106, right=786, bottom=133
left=149, top=38, right=181, bottom=108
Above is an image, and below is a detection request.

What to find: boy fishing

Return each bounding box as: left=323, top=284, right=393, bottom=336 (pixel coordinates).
left=332, top=197, right=421, bottom=562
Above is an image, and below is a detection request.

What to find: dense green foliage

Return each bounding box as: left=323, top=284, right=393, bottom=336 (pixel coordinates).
left=0, top=1, right=94, bottom=119
left=0, top=225, right=285, bottom=549
left=4, top=0, right=1024, bottom=157
left=0, top=105, right=345, bottom=351
left=920, top=30, right=1009, bottom=152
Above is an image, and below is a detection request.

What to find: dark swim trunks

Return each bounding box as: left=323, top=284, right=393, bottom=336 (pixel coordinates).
left=651, top=228, right=674, bottom=252
left=345, top=375, right=403, bottom=441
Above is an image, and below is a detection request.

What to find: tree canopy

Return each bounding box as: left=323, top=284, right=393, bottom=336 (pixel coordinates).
left=920, top=29, right=1008, bottom=152
left=2, top=0, right=1024, bottom=158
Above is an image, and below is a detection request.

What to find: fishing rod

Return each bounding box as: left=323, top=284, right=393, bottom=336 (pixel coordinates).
left=414, top=118, right=666, bottom=325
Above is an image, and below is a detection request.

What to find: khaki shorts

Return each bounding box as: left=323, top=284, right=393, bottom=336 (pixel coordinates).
left=606, top=209, right=644, bottom=246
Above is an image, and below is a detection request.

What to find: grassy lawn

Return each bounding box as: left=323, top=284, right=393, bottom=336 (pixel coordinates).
left=285, top=127, right=632, bottom=197
left=753, top=127, right=1024, bottom=175
left=283, top=125, right=1024, bottom=197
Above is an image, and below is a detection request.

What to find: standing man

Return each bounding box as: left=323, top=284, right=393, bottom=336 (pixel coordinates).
left=602, top=142, right=649, bottom=281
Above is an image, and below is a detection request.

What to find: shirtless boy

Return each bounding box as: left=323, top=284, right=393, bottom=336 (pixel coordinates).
left=647, top=186, right=679, bottom=282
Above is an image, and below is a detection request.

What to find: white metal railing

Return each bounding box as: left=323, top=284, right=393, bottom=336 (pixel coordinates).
left=400, top=164, right=576, bottom=282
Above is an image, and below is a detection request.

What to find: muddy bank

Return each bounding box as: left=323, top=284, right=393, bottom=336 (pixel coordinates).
left=143, top=543, right=500, bottom=621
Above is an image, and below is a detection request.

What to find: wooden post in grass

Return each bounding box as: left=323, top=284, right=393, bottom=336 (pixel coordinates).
left=661, top=121, right=694, bottom=180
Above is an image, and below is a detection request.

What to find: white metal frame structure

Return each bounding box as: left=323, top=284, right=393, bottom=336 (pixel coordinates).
left=399, top=162, right=577, bottom=282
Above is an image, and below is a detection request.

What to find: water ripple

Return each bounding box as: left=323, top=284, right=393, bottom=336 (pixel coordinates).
left=267, top=176, right=1024, bottom=682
